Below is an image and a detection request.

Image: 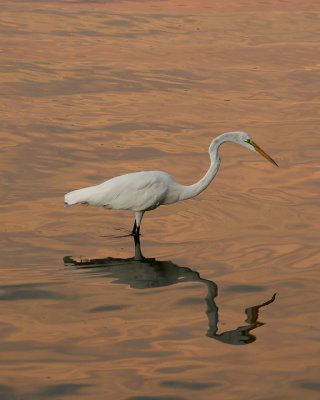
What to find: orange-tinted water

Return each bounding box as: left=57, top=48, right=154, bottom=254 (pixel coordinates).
left=0, top=1, right=319, bottom=399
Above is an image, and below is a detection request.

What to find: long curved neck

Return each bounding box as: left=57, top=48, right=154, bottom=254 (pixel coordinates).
left=179, top=134, right=228, bottom=201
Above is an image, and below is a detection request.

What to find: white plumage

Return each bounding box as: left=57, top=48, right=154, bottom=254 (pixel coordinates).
left=64, top=131, right=278, bottom=236
left=65, top=171, right=181, bottom=210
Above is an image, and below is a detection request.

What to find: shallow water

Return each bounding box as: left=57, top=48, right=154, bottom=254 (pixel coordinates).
left=0, top=1, right=319, bottom=399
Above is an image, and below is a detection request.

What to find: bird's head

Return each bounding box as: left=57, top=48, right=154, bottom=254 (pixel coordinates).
left=235, top=131, right=278, bottom=167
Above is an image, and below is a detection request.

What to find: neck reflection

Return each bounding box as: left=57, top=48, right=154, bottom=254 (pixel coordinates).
left=64, top=238, right=276, bottom=345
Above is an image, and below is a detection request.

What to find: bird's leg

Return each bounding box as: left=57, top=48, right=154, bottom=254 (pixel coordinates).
left=131, top=220, right=141, bottom=237
left=131, top=220, right=137, bottom=236
left=131, top=211, right=144, bottom=237
left=133, top=234, right=143, bottom=260
left=136, top=225, right=140, bottom=236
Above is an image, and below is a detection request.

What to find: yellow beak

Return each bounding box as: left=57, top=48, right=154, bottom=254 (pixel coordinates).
left=252, top=141, right=278, bottom=167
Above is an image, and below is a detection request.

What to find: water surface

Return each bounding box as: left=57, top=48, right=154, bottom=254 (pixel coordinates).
left=0, top=1, right=319, bottom=399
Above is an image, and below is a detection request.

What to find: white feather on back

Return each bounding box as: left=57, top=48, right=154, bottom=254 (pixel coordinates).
left=64, top=171, right=180, bottom=212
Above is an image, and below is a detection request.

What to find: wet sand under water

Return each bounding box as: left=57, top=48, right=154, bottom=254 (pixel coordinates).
left=0, top=1, right=319, bottom=399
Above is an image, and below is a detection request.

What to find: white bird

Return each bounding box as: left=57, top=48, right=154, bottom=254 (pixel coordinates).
left=64, top=131, right=278, bottom=237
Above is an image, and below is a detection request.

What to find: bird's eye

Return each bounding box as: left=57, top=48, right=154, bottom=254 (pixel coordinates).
left=245, top=139, right=253, bottom=145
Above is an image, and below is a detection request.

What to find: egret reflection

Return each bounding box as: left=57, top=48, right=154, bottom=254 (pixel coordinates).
left=64, top=241, right=276, bottom=345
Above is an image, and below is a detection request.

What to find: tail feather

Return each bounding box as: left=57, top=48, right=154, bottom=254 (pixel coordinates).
left=64, top=187, right=91, bottom=207
left=64, top=185, right=104, bottom=207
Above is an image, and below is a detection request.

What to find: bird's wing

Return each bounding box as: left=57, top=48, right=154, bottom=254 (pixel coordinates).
left=80, top=171, right=173, bottom=211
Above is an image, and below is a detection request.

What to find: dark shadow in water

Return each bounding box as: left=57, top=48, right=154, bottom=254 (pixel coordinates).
left=0, top=383, right=91, bottom=400
left=64, top=238, right=276, bottom=345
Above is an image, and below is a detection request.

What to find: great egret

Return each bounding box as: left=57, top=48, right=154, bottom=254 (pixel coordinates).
left=64, top=131, right=278, bottom=236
